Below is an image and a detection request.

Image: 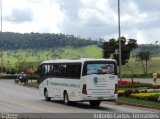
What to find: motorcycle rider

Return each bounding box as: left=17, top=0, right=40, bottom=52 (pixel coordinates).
left=18, top=72, right=28, bottom=84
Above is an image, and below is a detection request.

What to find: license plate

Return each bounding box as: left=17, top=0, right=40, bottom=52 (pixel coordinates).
left=98, top=97, right=104, bottom=100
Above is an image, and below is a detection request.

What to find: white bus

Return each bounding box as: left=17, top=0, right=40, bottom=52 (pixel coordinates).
left=38, top=58, right=118, bottom=107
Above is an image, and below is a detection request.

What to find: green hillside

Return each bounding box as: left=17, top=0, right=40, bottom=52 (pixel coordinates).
left=2, top=45, right=102, bottom=70
left=2, top=32, right=100, bottom=50
left=2, top=44, right=160, bottom=76
left=1, top=32, right=160, bottom=76
left=122, top=57, right=160, bottom=74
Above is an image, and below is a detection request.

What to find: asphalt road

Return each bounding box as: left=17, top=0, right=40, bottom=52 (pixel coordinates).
left=0, top=80, right=159, bottom=118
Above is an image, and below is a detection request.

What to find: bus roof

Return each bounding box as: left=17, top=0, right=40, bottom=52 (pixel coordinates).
left=41, top=58, right=116, bottom=64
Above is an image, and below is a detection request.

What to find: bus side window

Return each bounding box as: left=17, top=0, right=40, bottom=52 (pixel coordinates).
left=37, top=65, right=46, bottom=83
left=76, top=64, right=81, bottom=79
left=53, top=65, right=60, bottom=77
left=40, top=65, right=46, bottom=78
left=44, top=64, right=51, bottom=77
left=38, top=65, right=44, bottom=77
left=48, top=64, right=54, bottom=76
left=67, top=64, right=81, bottom=79
left=37, top=66, right=42, bottom=83
left=61, top=64, right=67, bottom=78
left=37, top=66, right=41, bottom=76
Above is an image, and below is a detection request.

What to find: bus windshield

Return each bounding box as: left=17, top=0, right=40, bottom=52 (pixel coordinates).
left=83, top=61, right=117, bottom=76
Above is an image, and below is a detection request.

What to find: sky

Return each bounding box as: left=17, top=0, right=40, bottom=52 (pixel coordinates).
left=2, top=0, right=160, bottom=44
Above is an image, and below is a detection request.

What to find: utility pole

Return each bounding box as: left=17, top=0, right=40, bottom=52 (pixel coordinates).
left=0, top=0, right=3, bottom=73
left=118, top=0, right=122, bottom=80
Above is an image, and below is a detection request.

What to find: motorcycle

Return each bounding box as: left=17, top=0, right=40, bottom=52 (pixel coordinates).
left=15, top=74, right=28, bottom=84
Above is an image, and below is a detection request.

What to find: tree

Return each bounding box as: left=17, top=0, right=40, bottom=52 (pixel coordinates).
left=102, top=37, right=137, bottom=65
left=15, top=56, right=27, bottom=73
left=136, top=50, right=151, bottom=74
left=2, top=32, right=100, bottom=50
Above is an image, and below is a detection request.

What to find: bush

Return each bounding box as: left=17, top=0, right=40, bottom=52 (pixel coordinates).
left=6, top=69, right=10, bottom=74
left=130, top=92, right=160, bottom=102
left=118, top=80, right=139, bottom=85
left=131, top=93, right=151, bottom=100
left=123, top=90, right=133, bottom=97
left=133, top=83, right=152, bottom=88
left=122, top=74, right=152, bottom=78
left=148, top=85, right=160, bottom=89
left=0, top=74, right=17, bottom=79
left=10, top=68, right=16, bottom=74
left=140, top=89, right=148, bottom=93
left=147, top=94, right=160, bottom=102
left=134, top=89, right=140, bottom=93
left=118, top=80, right=140, bottom=88
left=0, top=74, right=38, bottom=80
left=28, top=74, right=38, bottom=80
left=158, top=96, right=160, bottom=102
left=118, top=90, right=125, bottom=97
left=118, top=82, right=152, bottom=88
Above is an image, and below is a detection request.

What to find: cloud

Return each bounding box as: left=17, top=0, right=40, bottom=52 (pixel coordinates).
left=118, top=0, right=160, bottom=30
left=134, top=0, right=160, bottom=12
left=58, top=0, right=82, bottom=21
left=4, top=8, right=33, bottom=23
left=58, top=0, right=118, bottom=39
left=3, top=0, right=64, bottom=33
left=101, top=0, right=160, bottom=44
left=2, top=0, right=160, bottom=44
left=58, top=0, right=160, bottom=44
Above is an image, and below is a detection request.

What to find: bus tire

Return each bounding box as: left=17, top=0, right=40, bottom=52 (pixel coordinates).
left=64, top=91, right=70, bottom=105
left=89, top=101, right=101, bottom=107
left=44, top=89, right=51, bottom=101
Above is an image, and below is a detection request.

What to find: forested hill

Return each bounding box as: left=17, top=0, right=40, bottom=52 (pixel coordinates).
left=132, top=44, right=160, bottom=56
left=2, top=32, right=100, bottom=50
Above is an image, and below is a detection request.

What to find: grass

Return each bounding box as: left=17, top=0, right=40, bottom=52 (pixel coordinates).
left=118, top=87, right=145, bottom=90
left=3, top=45, right=160, bottom=76
left=122, top=57, right=160, bottom=74
left=118, top=96, right=160, bottom=109
left=60, top=45, right=102, bottom=59
left=26, top=82, right=39, bottom=88
left=2, top=45, right=102, bottom=70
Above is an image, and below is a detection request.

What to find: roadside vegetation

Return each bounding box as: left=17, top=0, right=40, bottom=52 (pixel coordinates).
left=117, top=80, right=160, bottom=109
left=1, top=32, right=160, bottom=109
left=26, top=81, right=39, bottom=88
left=1, top=32, right=160, bottom=77
left=1, top=45, right=160, bottom=78
left=2, top=46, right=160, bottom=76
left=118, top=96, right=160, bottom=109
left=1, top=45, right=102, bottom=73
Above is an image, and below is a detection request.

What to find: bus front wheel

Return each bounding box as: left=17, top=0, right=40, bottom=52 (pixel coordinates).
left=89, top=101, right=101, bottom=107
left=44, top=89, right=51, bottom=101
left=64, top=92, right=70, bottom=105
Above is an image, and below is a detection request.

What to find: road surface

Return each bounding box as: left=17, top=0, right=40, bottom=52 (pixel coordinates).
left=0, top=80, right=159, bottom=118
left=123, top=78, right=160, bottom=84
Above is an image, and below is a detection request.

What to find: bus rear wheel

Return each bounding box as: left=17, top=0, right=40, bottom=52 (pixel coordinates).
left=89, top=101, right=101, bottom=107
left=64, top=92, right=70, bottom=105
left=44, top=89, right=51, bottom=101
